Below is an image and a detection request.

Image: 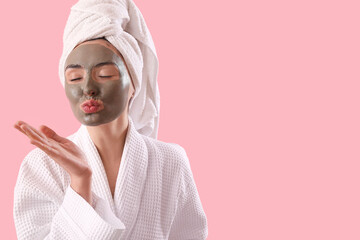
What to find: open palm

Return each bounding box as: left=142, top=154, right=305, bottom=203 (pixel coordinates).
left=14, top=121, right=91, bottom=178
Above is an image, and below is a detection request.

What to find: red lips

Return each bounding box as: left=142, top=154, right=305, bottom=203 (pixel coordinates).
left=80, top=99, right=104, bottom=113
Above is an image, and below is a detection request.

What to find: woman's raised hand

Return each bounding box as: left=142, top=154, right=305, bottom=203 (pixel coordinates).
left=14, top=121, right=93, bottom=204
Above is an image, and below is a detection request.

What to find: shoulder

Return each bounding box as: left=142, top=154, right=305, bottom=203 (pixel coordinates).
left=142, top=136, right=187, bottom=163
left=15, top=147, right=66, bottom=199
left=141, top=135, right=193, bottom=180
left=21, top=147, right=56, bottom=173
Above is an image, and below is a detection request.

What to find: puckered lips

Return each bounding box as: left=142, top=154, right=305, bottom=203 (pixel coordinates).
left=80, top=99, right=104, bottom=114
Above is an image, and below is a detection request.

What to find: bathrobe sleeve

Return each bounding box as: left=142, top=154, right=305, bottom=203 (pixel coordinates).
left=13, top=149, right=125, bottom=240
left=168, top=147, right=208, bottom=240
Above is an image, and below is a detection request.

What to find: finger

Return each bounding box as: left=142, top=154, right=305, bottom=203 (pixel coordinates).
left=14, top=123, right=26, bottom=135
left=19, top=125, right=35, bottom=140
left=30, top=139, right=74, bottom=171
left=24, top=123, right=48, bottom=139
left=30, top=139, right=60, bottom=157
left=15, top=120, right=26, bottom=127
left=15, top=121, right=31, bottom=132
left=20, top=124, right=46, bottom=143
left=39, top=125, right=68, bottom=144
left=14, top=120, right=27, bottom=132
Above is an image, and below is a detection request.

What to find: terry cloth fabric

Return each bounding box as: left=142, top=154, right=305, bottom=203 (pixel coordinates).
left=13, top=116, right=208, bottom=239
left=59, top=0, right=160, bottom=139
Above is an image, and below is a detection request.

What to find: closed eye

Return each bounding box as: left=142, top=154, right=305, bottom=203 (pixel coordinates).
left=71, top=77, right=82, bottom=81
left=99, top=76, right=113, bottom=78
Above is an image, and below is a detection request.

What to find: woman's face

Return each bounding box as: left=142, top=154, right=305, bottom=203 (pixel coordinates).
left=64, top=40, right=132, bottom=126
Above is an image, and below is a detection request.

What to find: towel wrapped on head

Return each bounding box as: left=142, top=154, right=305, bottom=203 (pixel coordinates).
left=59, top=0, right=160, bottom=139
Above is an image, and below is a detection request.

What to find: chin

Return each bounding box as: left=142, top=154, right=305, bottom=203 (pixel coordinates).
left=77, top=112, right=123, bottom=126
left=81, top=121, right=104, bottom=126
left=77, top=114, right=109, bottom=126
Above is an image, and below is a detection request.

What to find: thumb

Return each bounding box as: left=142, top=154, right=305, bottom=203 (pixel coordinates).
left=39, top=125, right=68, bottom=143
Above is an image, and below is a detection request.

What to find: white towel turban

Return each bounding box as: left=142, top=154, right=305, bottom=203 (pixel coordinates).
left=59, top=0, right=160, bottom=139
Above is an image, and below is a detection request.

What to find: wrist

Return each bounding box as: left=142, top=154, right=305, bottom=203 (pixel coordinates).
left=70, top=173, right=93, bottom=204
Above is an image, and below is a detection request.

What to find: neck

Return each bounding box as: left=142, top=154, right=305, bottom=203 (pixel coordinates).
left=86, top=112, right=129, bottom=164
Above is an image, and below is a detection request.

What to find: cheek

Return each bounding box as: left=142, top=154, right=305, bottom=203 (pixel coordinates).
left=103, top=81, right=129, bottom=101
left=65, top=84, right=83, bottom=102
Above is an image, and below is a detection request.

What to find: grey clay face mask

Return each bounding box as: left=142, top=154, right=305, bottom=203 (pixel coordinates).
left=64, top=43, right=131, bottom=126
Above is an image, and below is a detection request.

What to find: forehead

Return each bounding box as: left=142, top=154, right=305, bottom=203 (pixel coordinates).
left=65, top=43, right=124, bottom=68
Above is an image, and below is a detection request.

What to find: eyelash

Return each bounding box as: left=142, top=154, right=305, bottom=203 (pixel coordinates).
left=70, top=76, right=113, bottom=81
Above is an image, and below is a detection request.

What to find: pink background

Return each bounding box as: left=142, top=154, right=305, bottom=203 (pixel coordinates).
left=2, top=0, right=360, bottom=239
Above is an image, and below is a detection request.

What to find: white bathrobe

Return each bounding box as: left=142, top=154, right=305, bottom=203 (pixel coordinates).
left=13, top=117, right=208, bottom=239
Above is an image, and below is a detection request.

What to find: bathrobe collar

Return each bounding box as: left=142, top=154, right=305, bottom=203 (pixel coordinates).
left=75, top=116, right=149, bottom=228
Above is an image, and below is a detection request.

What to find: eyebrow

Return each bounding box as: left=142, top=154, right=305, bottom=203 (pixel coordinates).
left=65, top=62, right=117, bottom=71
left=65, top=64, right=83, bottom=71
left=94, top=62, right=117, bottom=68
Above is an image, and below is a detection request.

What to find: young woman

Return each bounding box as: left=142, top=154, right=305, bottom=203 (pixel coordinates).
left=13, top=0, right=208, bottom=239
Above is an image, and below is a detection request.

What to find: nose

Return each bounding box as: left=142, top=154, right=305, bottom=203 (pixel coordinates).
left=86, top=89, right=97, bottom=96
left=83, top=75, right=99, bottom=97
